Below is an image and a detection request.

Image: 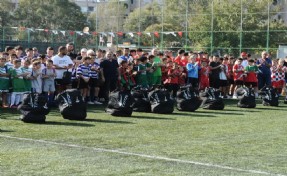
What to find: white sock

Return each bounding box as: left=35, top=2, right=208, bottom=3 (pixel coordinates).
left=10, top=93, right=16, bottom=106
left=15, top=94, right=20, bottom=105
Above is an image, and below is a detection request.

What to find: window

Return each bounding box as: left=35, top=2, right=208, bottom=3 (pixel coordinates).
left=88, top=6, right=94, bottom=12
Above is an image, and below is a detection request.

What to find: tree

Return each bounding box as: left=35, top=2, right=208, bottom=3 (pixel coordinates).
left=188, top=0, right=287, bottom=55
left=13, top=0, right=87, bottom=30
left=0, top=0, right=14, bottom=27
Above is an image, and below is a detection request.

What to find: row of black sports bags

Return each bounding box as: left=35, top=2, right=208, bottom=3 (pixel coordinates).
left=17, top=86, right=281, bottom=122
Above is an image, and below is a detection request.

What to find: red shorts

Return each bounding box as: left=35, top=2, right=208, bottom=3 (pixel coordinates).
left=272, top=80, right=285, bottom=88
left=200, top=79, right=209, bottom=90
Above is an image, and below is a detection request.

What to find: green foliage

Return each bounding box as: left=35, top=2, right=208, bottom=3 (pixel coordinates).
left=13, top=0, right=87, bottom=30
left=0, top=0, right=14, bottom=27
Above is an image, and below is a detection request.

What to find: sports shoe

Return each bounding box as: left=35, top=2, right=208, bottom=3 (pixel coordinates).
left=232, top=95, right=237, bottom=99
left=10, top=105, right=18, bottom=109
left=87, top=101, right=95, bottom=105
left=94, top=101, right=103, bottom=105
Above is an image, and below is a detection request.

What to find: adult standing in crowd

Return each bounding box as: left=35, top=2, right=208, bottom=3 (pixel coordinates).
left=209, top=55, right=221, bottom=89
left=52, top=46, right=73, bottom=92
left=256, top=51, right=272, bottom=90
left=66, top=43, right=77, bottom=59
left=100, top=52, right=120, bottom=102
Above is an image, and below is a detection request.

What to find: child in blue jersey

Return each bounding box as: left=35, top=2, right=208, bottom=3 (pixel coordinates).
left=88, top=56, right=102, bottom=105
left=186, top=54, right=200, bottom=88
left=76, top=56, right=91, bottom=102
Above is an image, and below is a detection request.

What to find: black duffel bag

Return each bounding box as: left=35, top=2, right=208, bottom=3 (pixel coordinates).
left=106, top=90, right=134, bottom=117
left=131, top=87, right=151, bottom=112
left=200, top=87, right=224, bottom=110
left=56, top=89, right=87, bottom=120
left=148, top=88, right=174, bottom=114
left=259, top=86, right=279, bottom=106
left=176, top=85, right=202, bottom=112
left=18, top=93, right=50, bottom=123
left=236, top=87, right=256, bottom=108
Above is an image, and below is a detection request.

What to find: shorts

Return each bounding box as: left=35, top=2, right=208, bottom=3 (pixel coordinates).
left=219, top=80, right=228, bottom=87
left=234, top=80, right=244, bottom=86
left=78, top=78, right=89, bottom=89
left=272, top=80, right=285, bottom=88
left=245, top=82, right=258, bottom=88
left=89, top=78, right=99, bottom=88
left=228, top=78, right=234, bottom=85
left=188, top=77, right=199, bottom=88
left=43, top=80, right=55, bottom=92
left=200, top=79, right=209, bottom=90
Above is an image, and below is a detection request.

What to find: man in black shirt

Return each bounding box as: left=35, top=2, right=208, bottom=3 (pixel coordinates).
left=100, top=52, right=120, bottom=101
left=209, top=55, right=221, bottom=89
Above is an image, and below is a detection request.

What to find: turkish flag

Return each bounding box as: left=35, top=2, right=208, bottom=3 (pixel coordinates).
left=117, top=32, right=124, bottom=36
left=178, top=31, right=183, bottom=38
left=69, top=31, right=75, bottom=36
left=154, top=31, right=159, bottom=38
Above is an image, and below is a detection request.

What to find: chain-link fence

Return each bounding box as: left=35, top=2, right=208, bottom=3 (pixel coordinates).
left=1, top=0, right=287, bottom=56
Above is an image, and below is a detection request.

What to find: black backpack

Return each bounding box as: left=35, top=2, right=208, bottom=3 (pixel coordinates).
left=18, top=93, right=50, bottom=123
left=131, top=87, right=151, bottom=112
left=106, top=90, right=134, bottom=117
left=148, top=88, right=174, bottom=114
left=200, top=87, right=225, bottom=110
left=236, top=87, right=256, bottom=108
left=176, top=85, right=202, bottom=112
left=56, top=89, right=87, bottom=120
left=259, top=86, right=279, bottom=106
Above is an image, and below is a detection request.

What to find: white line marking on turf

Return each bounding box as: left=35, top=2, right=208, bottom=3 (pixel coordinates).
left=0, top=134, right=285, bottom=176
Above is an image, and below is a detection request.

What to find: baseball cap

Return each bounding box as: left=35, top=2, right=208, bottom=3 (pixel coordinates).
left=241, top=52, right=247, bottom=57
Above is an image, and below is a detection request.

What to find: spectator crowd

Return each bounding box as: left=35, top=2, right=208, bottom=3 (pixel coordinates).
left=0, top=43, right=286, bottom=108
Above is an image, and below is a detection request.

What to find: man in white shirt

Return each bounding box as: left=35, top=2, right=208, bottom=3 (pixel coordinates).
left=52, top=46, right=73, bottom=92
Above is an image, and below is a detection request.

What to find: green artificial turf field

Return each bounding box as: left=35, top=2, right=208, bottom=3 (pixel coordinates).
left=1, top=99, right=287, bottom=176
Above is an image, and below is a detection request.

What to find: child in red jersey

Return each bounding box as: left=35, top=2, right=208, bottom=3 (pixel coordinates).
left=164, top=62, right=180, bottom=98
left=199, top=60, right=210, bottom=91
left=232, top=58, right=245, bottom=99
left=244, top=59, right=259, bottom=97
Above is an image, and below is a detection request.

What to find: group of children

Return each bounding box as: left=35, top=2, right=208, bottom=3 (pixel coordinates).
left=1, top=46, right=287, bottom=108
left=0, top=53, right=57, bottom=108
left=118, top=49, right=287, bottom=99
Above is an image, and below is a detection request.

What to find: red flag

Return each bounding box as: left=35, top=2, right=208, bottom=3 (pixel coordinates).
left=92, top=31, right=98, bottom=36
left=69, top=31, right=75, bottom=36
left=137, top=32, right=142, bottom=36
left=44, top=29, right=49, bottom=33
left=154, top=31, right=159, bottom=38
left=178, top=31, right=183, bottom=38
left=117, top=31, right=124, bottom=36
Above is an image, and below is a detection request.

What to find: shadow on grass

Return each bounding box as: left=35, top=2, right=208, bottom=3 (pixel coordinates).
left=84, top=119, right=134, bottom=124
left=172, top=112, right=217, bottom=117
left=195, top=111, right=244, bottom=115
left=0, top=129, right=14, bottom=132
left=130, top=115, right=176, bottom=120
left=42, top=121, right=95, bottom=127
